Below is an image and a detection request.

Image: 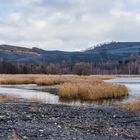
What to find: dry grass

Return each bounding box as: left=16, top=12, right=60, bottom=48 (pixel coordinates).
left=58, top=82, right=128, bottom=100
left=0, top=76, right=35, bottom=85
left=121, top=98, right=140, bottom=112
left=0, top=95, right=17, bottom=102
left=34, top=75, right=104, bottom=86
left=0, top=74, right=110, bottom=85
left=118, top=75, right=140, bottom=78
left=35, top=77, right=64, bottom=85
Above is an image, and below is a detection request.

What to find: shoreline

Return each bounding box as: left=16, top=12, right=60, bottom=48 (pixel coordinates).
left=0, top=102, right=140, bottom=140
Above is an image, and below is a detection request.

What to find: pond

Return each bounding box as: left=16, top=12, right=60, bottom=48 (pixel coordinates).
left=0, top=77, right=140, bottom=105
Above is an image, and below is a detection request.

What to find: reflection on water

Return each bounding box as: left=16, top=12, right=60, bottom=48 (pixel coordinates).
left=60, top=97, right=126, bottom=106
left=92, top=98, right=125, bottom=105
left=0, top=77, right=140, bottom=106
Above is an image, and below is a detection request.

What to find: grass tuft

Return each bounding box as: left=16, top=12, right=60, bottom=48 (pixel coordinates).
left=58, top=82, right=128, bottom=100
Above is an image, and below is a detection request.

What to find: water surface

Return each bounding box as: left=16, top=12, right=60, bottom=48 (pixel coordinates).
left=0, top=85, right=59, bottom=104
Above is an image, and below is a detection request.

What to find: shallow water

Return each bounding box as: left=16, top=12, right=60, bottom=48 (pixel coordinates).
left=0, top=77, right=140, bottom=105
left=105, top=77, right=140, bottom=103
left=0, top=85, right=59, bottom=104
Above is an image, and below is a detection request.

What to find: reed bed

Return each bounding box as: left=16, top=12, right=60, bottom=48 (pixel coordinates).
left=35, top=77, right=64, bottom=85
left=0, top=78, right=35, bottom=85
left=0, top=74, right=105, bottom=85
left=35, top=75, right=103, bottom=85
left=121, top=98, right=140, bottom=112
left=58, top=82, right=128, bottom=100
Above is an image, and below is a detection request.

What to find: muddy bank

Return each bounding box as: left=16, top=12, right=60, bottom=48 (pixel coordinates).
left=0, top=103, right=140, bottom=140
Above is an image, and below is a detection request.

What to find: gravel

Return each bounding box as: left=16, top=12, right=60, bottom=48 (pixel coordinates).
left=0, top=103, right=140, bottom=140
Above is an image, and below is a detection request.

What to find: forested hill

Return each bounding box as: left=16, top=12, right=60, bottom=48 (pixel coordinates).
left=0, top=42, right=140, bottom=64
left=0, top=42, right=140, bottom=74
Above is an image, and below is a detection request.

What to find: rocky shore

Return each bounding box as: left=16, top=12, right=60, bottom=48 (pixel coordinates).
left=0, top=103, right=140, bottom=140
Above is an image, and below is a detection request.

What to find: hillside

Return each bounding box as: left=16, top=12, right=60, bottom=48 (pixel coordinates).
left=0, top=42, right=140, bottom=64
left=0, top=42, right=140, bottom=74
left=0, top=45, right=40, bottom=62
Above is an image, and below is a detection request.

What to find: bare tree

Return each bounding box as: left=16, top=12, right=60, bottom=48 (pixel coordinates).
left=73, top=62, right=92, bottom=75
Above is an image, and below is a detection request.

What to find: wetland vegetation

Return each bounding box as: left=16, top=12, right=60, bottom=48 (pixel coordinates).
left=0, top=74, right=128, bottom=101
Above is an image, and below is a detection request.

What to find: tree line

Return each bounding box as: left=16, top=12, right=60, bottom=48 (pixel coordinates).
left=0, top=55, right=140, bottom=75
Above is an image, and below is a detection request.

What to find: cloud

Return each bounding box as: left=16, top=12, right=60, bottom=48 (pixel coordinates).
left=0, top=0, right=140, bottom=51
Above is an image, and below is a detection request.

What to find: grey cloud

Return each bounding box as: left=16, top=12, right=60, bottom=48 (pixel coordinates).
left=0, top=0, right=140, bottom=51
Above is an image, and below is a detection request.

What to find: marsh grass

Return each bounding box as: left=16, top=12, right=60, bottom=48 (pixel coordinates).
left=58, top=82, right=128, bottom=100
left=35, top=77, right=64, bottom=85
left=0, top=74, right=108, bottom=85
left=0, top=77, right=35, bottom=85
left=0, top=95, right=17, bottom=102
left=121, top=98, right=140, bottom=112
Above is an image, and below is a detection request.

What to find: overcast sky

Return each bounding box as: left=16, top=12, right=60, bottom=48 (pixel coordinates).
left=0, top=0, right=140, bottom=51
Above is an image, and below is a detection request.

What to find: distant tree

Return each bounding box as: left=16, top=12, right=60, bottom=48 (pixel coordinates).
left=73, top=62, right=92, bottom=75
left=0, top=61, right=18, bottom=74
left=46, top=64, right=59, bottom=74
left=23, top=66, right=28, bottom=74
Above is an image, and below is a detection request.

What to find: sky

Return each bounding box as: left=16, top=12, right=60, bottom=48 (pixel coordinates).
left=0, top=0, right=140, bottom=51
